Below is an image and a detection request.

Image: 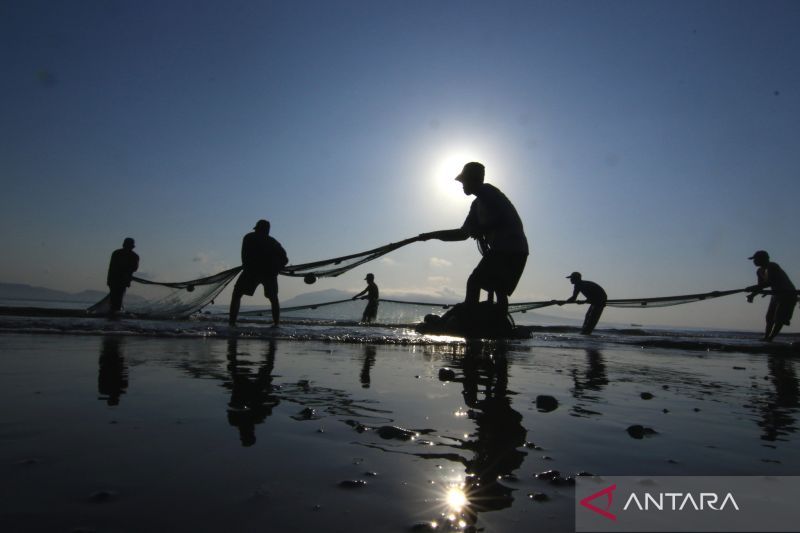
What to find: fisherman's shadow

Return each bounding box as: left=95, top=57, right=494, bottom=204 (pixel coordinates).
left=224, top=338, right=280, bottom=447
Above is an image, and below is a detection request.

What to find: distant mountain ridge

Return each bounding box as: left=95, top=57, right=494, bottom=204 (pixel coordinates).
left=0, top=282, right=106, bottom=303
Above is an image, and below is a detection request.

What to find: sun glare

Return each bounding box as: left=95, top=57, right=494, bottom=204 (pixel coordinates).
left=445, top=485, right=469, bottom=512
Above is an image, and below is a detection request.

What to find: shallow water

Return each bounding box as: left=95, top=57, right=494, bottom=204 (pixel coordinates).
left=0, top=329, right=799, bottom=532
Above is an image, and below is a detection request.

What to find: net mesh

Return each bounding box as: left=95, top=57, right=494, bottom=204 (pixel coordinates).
left=88, top=267, right=242, bottom=318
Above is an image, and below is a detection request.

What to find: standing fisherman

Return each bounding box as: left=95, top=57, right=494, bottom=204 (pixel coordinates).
left=106, top=237, right=139, bottom=315
left=353, top=273, right=379, bottom=323
left=229, top=220, right=288, bottom=327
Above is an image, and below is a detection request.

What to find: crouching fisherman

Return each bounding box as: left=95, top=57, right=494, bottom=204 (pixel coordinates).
left=418, top=162, right=528, bottom=336
left=561, top=272, right=607, bottom=335
left=746, top=250, right=797, bottom=342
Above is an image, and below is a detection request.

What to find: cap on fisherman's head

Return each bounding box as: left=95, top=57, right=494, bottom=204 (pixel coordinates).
left=254, top=219, right=270, bottom=232
left=567, top=272, right=582, bottom=280
left=365, top=273, right=374, bottom=281
left=748, top=250, right=769, bottom=261
left=122, top=237, right=135, bottom=249
left=455, top=162, right=485, bottom=184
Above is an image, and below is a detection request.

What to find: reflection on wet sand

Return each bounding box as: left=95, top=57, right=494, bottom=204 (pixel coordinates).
left=224, top=338, right=280, bottom=446
left=360, top=345, right=376, bottom=388
left=430, top=343, right=528, bottom=526
left=97, top=336, right=128, bottom=406
left=756, top=356, right=799, bottom=442
left=570, top=349, right=608, bottom=417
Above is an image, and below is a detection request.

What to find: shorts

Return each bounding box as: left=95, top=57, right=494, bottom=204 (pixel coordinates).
left=768, top=294, right=797, bottom=326
left=471, top=251, right=528, bottom=296
left=363, top=300, right=379, bottom=321
left=234, top=271, right=278, bottom=298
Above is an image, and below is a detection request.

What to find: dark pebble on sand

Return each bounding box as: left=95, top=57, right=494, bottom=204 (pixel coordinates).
left=438, top=368, right=456, bottom=381
left=88, top=490, right=118, bottom=503
left=662, top=385, right=669, bottom=389
left=535, top=470, right=574, bottom=486
left=640, top=392, right=654, bottom=400
left=693, top=408, right=701, bottom=412
left=529, top=492, right=549, bottom=502
left=500, top=473, right=519, bottom=482
left=345, top=419, right=368, bottom=433
left=733, top=366, right=746, bottom=370
left=410, top=521, right=438, bottom=531
left=663, top=409, right=669, bottom=413
left=338, top=480, right=367, bottom=489
left=535, top=395, right=559, bottom=412
left=377, top=425, right=417, bottom=440
left=291, top=407, right=318, bottom=420
left=365, top=471, right=378, bottom=477
left=535, top=469, right=561, bottom=481
left=626, top=425, right=658, bottom=439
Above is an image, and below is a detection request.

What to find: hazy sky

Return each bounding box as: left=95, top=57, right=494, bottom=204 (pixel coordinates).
left=1, top=0, right=798, bottom=330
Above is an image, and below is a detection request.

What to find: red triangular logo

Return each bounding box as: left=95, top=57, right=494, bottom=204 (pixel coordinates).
left=580, top=484, right=617, bottom=521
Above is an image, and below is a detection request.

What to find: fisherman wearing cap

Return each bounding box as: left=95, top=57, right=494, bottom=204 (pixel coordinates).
left=106, top=237, right=139, bottom=314
left=352, top=273, right=380, bottom=324
left=418, top=162, right=528, bottom=316
left=746, top=250, right=797, bottom=342
left=560, top=272, right=607, bottom=335
left=229, top=220, right=288, bottom=327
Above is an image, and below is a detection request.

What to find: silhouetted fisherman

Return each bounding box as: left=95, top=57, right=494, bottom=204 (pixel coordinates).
left=229, top=220, right=288, bottom=327
left=352, top=273, right=379, bottom=323
left=419, top=162, right=528, bottom=316
left=561, top=272, right=607, bottom=335
left=106, top=237, right=139, bottom=314
left=746, top=250, right=797, bottom=342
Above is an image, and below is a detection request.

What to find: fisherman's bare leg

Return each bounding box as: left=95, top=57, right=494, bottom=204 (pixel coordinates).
left=268, top=295, right=280, bottom=326
left=229, top=287, right=243, bottom=326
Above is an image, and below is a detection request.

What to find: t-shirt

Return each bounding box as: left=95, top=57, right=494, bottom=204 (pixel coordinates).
left=365, top=282, right=379, bottom=302
left=757, top=262, right=796, bottom=294
left=241, top=232, right=288, bottom=275
left=573, top=280, right=607, bottom=303
left=107, top=248, right=139, bottom=287
left=461, top=183, right=528, bottom=254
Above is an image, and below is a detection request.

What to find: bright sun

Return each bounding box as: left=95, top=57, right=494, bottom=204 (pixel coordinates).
left=433, top=151, right=477, bottom=203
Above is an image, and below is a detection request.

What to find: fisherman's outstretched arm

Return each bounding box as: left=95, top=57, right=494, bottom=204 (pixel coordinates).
left=746, top=283, right=768, bottom=302
left=418, top=229, right=469, bottom=242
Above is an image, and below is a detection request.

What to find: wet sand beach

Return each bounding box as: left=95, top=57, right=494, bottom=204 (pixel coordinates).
left=1, top=330, right=799, bottom=532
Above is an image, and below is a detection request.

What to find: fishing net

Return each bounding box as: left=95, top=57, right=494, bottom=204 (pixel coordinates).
left=604, top=288, right=748, bottom=308
left=508, top=288, right=750, bottom=313
left=281, top=236, right=420, bottom=282
left=88, top=267, right=242, bottom=318
left=87, top=236, right=421, bottom=318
